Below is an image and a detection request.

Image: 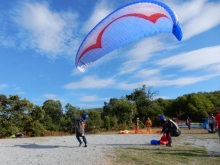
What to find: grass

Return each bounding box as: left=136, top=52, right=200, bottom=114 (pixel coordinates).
left=112, top=145, right=219, bottom=165
left=106, top=129, right=220, bottom=165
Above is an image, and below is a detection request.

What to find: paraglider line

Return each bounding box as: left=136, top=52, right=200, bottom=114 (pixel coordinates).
left=80, top=61, right=86, bottom=66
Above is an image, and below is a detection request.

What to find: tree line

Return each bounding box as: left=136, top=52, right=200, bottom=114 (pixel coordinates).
left=1, top=85, right=220, bottom=138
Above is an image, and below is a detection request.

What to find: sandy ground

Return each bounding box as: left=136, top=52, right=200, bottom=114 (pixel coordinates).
left=0, top=129, right=219, bottom=165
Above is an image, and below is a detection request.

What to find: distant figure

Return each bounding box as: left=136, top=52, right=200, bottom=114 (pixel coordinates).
left=135, top=117, right=140, bottom=134
left=159, top=115, right=173, bottom=147
left=146, top=117, right=152, bottom=133
left=215, top=109, right=220, bottom=138
left=202, top=117, right=207, bottom=124
left=176, top=118, right=180, bottom=125
left=72, top=113, right=89, bottom=147
left=208, top=114, right=215, bottom=133
left=201, top=117, right=207, bottom=129
left=186, top=117, right=192, bottom=130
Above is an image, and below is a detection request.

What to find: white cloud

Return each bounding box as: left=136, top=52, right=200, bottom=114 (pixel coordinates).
left=14, top=87, right=21, bottom=90
left=133, top=68, right=160, bottom=79
left=117, top=74, right=216, bottom=90
left=80, top=95, right=99, bottom=102
left=11, top=2, right=79, bottom=58
left=157, top=75, right=216, bottom=87
left=208, top=64, right=220, bottom=73
left=156, top=45, right=220, bottom=71
left=183, top=2, right=220, bottom=40
left=63, top=75, right=115, bottom=89
left=42, top=94, right=58, bottom=100
left=167, top=0, right=220, bottom=40
left=0, top=84, right=8, bottom=90
left=16, top=92, right=25, bottom=95
left=80, top=94, right=110, bottom=102
left=117, top=36, right=173, bottom=75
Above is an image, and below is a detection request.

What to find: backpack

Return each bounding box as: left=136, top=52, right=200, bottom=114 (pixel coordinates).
left=186, top=119, right=190, bottom=125
left=209, top=116, right=214, bottom=124
left=168, top=119, right=181, bottom=137
left=75, top=120, right=84, bottom=136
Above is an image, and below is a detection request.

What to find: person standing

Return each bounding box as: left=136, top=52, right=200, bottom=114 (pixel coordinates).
left=201, top=117, right=207, bottom=129
left=159, top=115, right=173, bottom=147
left=135, top=117, right=140, bottom=134
left=72, top=113, right=89, bottom=147
left=146, top=117, right=152, bottom=133
left=186, top=117, right=192, bottom=130
left=208, top=114, right=215, bottom=133
left=176, top=118, right=180, bottom=125
left=215, top=109, right=220, bottom=138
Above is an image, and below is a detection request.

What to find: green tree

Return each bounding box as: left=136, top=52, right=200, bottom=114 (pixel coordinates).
left=29, top=121, right=45, bottom=137
left=42, top=100, right=63, bottom=131
left=0, top=94, right=7, bottom=106
left=30, top=105, right=45, bottom=121
left=126, top=85, right=158, bottom=122
left=111, top=97, right=136, bottom=124
left=103, top=116, right=110, bottom=130
left=86, top=110, right=102, bottom=132
left=0, top=95, right=35, bottom=137
left=102, top=98, right=119, bottom=117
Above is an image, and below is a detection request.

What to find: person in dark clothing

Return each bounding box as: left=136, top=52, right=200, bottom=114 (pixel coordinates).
left=208, top=114, right=215, bottom=133
left=186, top=117, right=192, bottom=130
left=72, top=113, right=88, bottom=147
left=159, top=115, right=173, bottom=147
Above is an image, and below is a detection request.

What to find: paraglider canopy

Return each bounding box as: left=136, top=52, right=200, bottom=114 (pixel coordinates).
left=75, top=0, right=183, bottom=72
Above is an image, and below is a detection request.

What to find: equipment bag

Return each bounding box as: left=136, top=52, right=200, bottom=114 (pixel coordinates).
left=169, top=119, right=181, bottom=137
left=75, top=120, right=84, bottom=136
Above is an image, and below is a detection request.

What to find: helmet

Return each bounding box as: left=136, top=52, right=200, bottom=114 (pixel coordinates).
left=159, top=115, right=165, bottom=121
left=82, top=113, right=89, bottom=120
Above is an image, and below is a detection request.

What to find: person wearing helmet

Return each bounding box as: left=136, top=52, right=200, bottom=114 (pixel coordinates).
left=159, top=115, right=173, bottom=147
left=72, top=113, right=88, bottom=147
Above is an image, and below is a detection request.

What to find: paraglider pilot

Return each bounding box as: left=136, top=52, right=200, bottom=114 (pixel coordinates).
left=159, top=115, right=173, bottom=147
left=72, top=113, right=88, bottom=147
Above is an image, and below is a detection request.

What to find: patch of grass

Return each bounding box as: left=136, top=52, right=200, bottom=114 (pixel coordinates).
left=111, top=145, right=220, bottom=165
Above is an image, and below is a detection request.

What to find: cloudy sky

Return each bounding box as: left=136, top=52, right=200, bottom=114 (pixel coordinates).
left=0, top=0, right=220, bottom=109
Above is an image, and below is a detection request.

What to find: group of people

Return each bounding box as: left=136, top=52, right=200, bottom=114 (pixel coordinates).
left=201, top=112, right=219, bottom=133
left=72, top=109, right=220, bottom=148
left=206, top=110, right=220, bottom=134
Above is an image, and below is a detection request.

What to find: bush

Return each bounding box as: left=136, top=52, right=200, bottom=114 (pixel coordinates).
left=103, top=116, right=111, bottom=130
left=4, top=126, right=19, bottom=137
left=28, top=121, right=45, bottom=137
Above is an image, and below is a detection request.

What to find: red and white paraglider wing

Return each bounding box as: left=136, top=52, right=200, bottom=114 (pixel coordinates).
left=75, top=0, right=183, bottom=72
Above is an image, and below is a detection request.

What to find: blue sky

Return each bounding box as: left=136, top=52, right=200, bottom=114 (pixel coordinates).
left=0, top=0, right=220, bottom=109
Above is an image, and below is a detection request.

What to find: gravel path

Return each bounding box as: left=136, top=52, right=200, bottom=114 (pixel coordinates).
left=0, top=131, right=219, bottom=165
